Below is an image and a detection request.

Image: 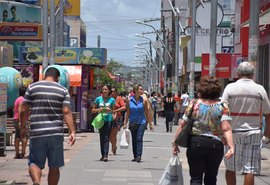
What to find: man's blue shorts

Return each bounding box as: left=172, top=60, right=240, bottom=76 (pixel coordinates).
left=28, top=135, right=64, bottom=169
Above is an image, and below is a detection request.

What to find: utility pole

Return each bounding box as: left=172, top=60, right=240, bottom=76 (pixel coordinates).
left=50, top=0, right=56, bottom=65
left=59, top=0, right=64, bottom=46
left=189, top=0, right=196, bottom=99
left=42, top=0, right=49, bottom=71
left=209, top=0, right=217, bottom=77
left=97, top=35, right=101, bottom=48
left=174, top=11, right=180, bottom=93
left=248, top=0, right=259, bottom=82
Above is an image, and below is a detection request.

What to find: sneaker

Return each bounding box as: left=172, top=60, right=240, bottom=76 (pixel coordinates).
left=99, top=157, right=104, bottom=161
left=136, top=156, right=141, bottom=163
left=103, top=157, right=108, bottom=162
left=131, top=158, right=137, bottom=162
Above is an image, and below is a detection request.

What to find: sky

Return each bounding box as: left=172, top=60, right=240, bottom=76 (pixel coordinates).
left=80, top=0, right=161, bottom=67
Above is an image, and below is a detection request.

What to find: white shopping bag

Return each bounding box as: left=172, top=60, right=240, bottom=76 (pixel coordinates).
left=120, top=129, right=130, bottom=149
left=159, top=155, right=184, bottom=185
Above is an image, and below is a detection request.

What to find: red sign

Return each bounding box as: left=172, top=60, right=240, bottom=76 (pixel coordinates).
left=0, top=23, right=42, bottom=41
left=260, top=24, right=270, bottom=37
left=201, top=53, right=231, bottom=78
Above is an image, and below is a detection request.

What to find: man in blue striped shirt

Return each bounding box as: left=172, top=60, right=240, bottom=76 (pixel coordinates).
left=20, top=67, right=76, bottom=185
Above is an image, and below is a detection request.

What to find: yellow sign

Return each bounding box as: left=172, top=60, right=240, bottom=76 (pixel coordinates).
left=47, top=0, right=80, bottom=16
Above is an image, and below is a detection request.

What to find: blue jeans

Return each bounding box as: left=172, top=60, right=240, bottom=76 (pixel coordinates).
left=99, top=121, right=112, bottom=157
left=153, top=108, right=157, bottom=125
left=130, top=124, right=146, bottom=158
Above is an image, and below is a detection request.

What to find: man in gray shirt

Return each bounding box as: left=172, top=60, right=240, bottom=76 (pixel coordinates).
left=20, top=67, right=76, bottom=185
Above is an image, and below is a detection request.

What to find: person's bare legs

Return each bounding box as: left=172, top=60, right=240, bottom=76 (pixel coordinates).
left=14, top=138, right=20, bottom=157
left=244, top=173, right=254, bottom=185
left=21, top=138, right=28, bottom=156
left=225, top=170, right=236, bottom=185
left=48, top=167, right=60, bottom=185
left=29, top=164, right=42, bottom=184
left=109, top=128, right=118, bottom=154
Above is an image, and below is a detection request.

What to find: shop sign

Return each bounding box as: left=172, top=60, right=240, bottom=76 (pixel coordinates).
left=201, top=53, right=231, bottom=78
left=184, top=26, right=231, bottom=37
left=231, top=54, right=247, bottom=79
left=260, top=24, right=270, bottom=37
left=48, top=0, right=80, bottom=16
left=19, top=47, right=107, bottom=65
left=0, top=23, right=42, bottom=41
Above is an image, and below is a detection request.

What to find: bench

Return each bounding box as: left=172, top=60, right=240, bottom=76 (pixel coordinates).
left=64, top=112, right=80, bottom=133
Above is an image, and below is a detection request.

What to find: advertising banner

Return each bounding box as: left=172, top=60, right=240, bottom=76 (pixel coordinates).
left=0, top=44, right=13, bottom=67
left=0, top=23, right=42, bottom=41
left=14, top=65, right=39, bottom=87
left=201, top=53, right=231, bottom=78
left=19, top=47, right=107, bottom=65
left=48, top=0, right=80, bottom=16
left=0, top=1, right=41, bottom=58
left=231, top=54, right=247, bottom=79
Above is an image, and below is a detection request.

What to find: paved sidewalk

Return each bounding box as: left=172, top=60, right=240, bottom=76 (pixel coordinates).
left=0, top=132, right=95, bottom=185
left=1, top=117, right=270, bottom=184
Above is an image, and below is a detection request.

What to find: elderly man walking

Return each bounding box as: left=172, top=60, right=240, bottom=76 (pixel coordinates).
left=221, top=62, right=270, bottom=185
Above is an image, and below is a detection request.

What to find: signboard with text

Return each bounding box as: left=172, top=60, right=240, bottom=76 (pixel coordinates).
left=19, top=47, right=107, bottom=65
left=201, top=53, right=231, bottom=78
left=0, top=23, right=42, bottom=41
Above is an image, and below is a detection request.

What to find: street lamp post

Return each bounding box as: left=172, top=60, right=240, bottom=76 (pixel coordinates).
left=135, top=20, right=173, bottom=63
left=42, top=0, right=49, bottom=71
left=135, top=50, right=153, bottom=93
left=134, top=34, right=163, bottom=93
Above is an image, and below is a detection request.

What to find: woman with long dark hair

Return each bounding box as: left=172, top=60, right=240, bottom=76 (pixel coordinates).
left=110, top=87, right=126, bottom=155
left=92, top=84, right=115, bottom=162
left=123, top=84, right=154, bottom=162
left=162, top=92, right=177, bottom=132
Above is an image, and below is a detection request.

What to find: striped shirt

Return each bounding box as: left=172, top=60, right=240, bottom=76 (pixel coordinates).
left=222, top=78, right=270, bottom=133
left=24, top=80, right=70, bottom=139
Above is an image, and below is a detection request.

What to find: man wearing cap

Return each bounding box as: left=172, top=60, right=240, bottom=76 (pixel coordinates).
left=221, top=61, right=270, bottom=185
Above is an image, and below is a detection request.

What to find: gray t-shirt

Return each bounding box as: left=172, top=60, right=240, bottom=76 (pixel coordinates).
left=24, top=80, right=70, bottom=139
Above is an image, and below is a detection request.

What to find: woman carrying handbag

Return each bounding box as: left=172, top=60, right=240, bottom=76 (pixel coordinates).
left=172, top=76, right=234, bottom=185
left=123, top=84, right=154, bottom=163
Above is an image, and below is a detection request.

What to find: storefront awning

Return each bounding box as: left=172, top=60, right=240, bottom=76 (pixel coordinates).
left=39, top=65, right=82, bottom=87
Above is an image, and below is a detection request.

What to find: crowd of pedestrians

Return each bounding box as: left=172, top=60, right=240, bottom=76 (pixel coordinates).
left=10, top=61, right=270, bottom=185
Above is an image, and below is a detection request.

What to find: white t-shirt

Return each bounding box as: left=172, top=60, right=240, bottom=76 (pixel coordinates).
left=222, top=78, right=270, bottom=133
left=181, top=93, right=190, bottom=107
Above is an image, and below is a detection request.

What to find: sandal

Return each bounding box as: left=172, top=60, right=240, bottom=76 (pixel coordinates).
left=112, top=146, right=117, bottom=155
left=14, top=154, right=21, bottom=159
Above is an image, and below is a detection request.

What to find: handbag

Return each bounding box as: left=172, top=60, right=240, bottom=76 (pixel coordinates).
left=174, top=118, right=193, bottom=147
left=158, top=155, right=184, bottom=185
left=129, top=123, right=139, bottom=131
left=174, top=99, right=197, bottom=147
left=91, top=113, right=104, bottom=129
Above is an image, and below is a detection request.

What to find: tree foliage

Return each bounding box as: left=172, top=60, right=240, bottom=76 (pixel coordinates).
left=97, top=58, right=126, bottom=92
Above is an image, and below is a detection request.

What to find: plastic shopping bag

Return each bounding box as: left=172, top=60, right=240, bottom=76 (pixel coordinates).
left=120, top=129, right=130, bottom=149
left=158, top=155, right=184, bottom=185
left=91, top=113, right=104, bottom=129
